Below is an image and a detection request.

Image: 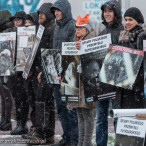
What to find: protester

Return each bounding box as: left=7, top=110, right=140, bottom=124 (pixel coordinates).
left=50, top=0, right=78, bottom=145
left=117, top=7, right=145, bottom=108
left=71, top=14, right=95, bottom=146
left=8, top=11, right=29, bottom=135
left=0, top=9, right=13, bottom=131
left=22, top=3, right=55, bottom=144
left=96, top=1, right=123, bottom=146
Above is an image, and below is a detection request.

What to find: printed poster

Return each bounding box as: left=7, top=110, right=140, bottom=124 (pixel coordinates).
left=23, top=25, right=44, bottom=79
left=115, top=117, right=146, bottom=146
left=16, top=26, right=36, bottom=71
left=80, top=34, right=114, bottom=102
left=41, top=49, right=62, bottom=84
left=0, top=32, right=16, bottom=76
left=61, top=42, right=80, bottom=102
left=99, top=44, right=144, bottom=89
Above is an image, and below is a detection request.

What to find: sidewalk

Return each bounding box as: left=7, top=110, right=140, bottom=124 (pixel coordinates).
left=0, top=117, right=115, bottom=146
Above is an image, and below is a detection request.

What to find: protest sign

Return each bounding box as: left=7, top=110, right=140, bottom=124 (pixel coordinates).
left=0, top=32, right=16, bottom=76
left=110, top=109, right=146, bottom=118
left=41, top=49, right=62, bottom=84
left=99, top=44, right=144, bottom=89
left=61, top=42, right=80, bottom=102
left=80, top=34, right=113, bottom=102
left=16, top=26, right=36, bottom=71
left=23, top=25, right=44, bottom=79
left=115, top=117, right=146, bottom=146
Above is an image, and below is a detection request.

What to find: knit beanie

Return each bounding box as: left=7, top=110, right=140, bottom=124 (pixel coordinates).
left=75, top=14, right=92, bottom=32
left=124, top=7, right=144, bottom=24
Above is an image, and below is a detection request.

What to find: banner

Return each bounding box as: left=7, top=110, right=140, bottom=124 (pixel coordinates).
left=16, top=26, right=36, bottom=71
left=80, top=34, right=113, bottom=102
left=41, top=49, right=62, bottom=84
left=110, top=109, right=146, bottom=118
left=23, top=25, right=44, bottom=79
left=99, top=44, right=144, bottom=90
left=61, top=42, right=80, bottom=102
left=0, top=32, right=16, bottom=76
left=115, top=117, right=146, bottom=146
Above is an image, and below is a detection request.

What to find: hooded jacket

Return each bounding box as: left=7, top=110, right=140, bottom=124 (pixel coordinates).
left=100, top=0, right=124, bottom=44
left=38, top=3, right=55, bottom=49
left=51, top=0, right=75, bottom=49
left=99, top=1, right=124, bottom=104
left=25, top=12, right=39, bottom=26
left=0, top=9, right=13, bottom=32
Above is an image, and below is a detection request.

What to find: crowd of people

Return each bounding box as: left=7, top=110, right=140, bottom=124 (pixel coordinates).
left=0, top=0, right=145, bottom=146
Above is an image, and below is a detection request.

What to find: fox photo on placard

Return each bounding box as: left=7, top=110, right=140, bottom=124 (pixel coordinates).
left=16, top=26, right=36, bottom=71
left=99, top=44, right=144, bottom=90
left=0, top=32, right=16, bottom=76
left=61, top=55, right=80, bottom=102
left=41, top=49, right=62, bottom=84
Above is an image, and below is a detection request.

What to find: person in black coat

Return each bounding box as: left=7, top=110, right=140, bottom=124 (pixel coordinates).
left=22, top=3, right=56, bottom=144
left=117, top=7, right=145, bottom=109
left=0, top=9, right=13, bottom=131
left=96, top=1, right=124, bottom=146
left=50, top=0, right=78, bottom=146
left=8, top=11, right=30, bottom=135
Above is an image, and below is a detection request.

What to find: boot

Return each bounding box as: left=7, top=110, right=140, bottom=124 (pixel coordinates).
left=0, top=118, right=12, bottom=131
left=11, top=121, right=28, bottom=135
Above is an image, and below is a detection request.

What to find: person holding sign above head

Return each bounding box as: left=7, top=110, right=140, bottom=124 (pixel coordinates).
left=69, top=14, right=96, bottom=146
left=117, top=7, right=145, bottom=109
left=96, top=1, right=124, bottom=146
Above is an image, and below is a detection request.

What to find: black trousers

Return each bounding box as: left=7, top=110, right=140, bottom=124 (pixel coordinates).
left=0, top=84, right=13, bottom=120
left=24, top=75, right=55, bottom=137
left=9, top=75, right=29, bottom=124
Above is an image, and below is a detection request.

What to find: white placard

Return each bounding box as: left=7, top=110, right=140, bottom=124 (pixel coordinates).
left=116, top=117, right=146, bottom=138
left=62, top=34, right=111, bottom=55
left=80, top=34, right=111, bottom=54
left=37, top=25, right=45, bottom=39
left=62, top=42, right=80, bottom=55
left=143, top=40, right=146, bottom=51
left=111, top=109, right=146, bottom=118
left=0, top=32, right=16, bottom=41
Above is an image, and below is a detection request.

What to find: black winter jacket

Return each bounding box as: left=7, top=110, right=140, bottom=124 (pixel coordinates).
left=99, top=0, right=124, bottom=102
left=32, top=3, right=55, bottom=75
left=51, top=0, right=75, bottom=49
left=117, top=25, right=145, bottom=109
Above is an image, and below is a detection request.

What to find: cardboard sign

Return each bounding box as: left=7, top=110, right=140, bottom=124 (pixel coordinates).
left=99, top=44, right=144, bottom=89
left=16, top=26, right=36, bottom=71
left=0, top=32, right=16, bottom=76
left=41, top=49, right=62, bottom=84
left=23, top=25, right=44, bottom=79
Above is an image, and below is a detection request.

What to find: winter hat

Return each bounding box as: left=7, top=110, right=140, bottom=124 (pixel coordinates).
left=75, top=14, right=92, bottom=32
left=38, top=3, right=54, bottom=21
left=10, top=11, right=26, bottom=21
left=25, top=12, right=39, bottom=25
left=124, top=7, right=144, bottom=24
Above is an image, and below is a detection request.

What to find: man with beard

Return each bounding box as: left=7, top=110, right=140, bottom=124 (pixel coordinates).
left=22, top=3, right=55, bottom=144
